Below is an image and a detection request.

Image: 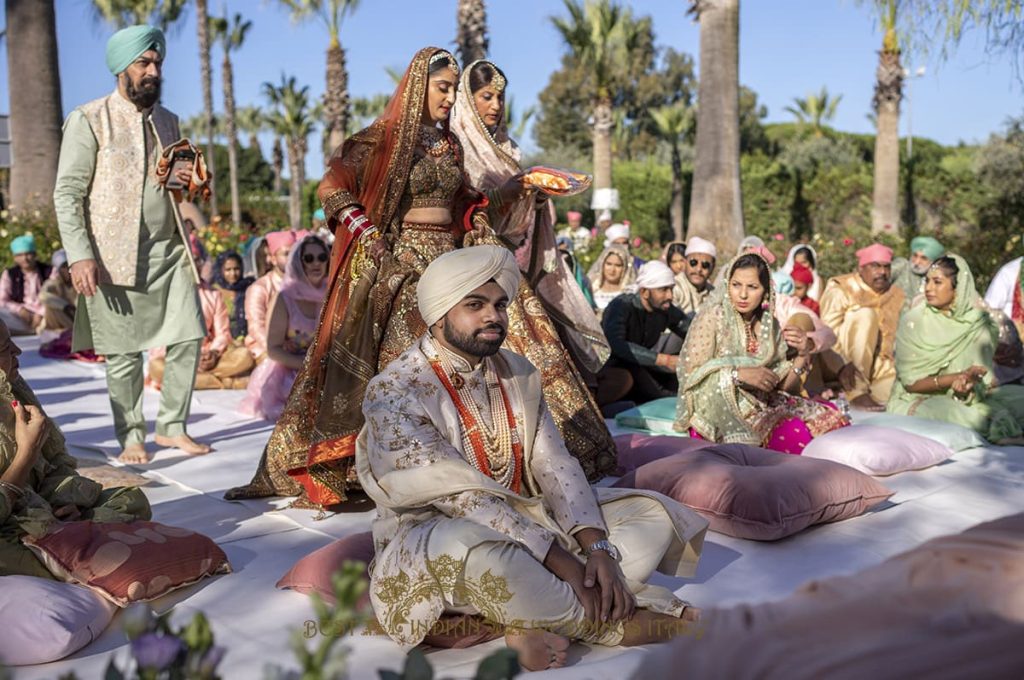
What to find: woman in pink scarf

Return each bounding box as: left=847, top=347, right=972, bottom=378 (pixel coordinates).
left=240, top=235, right=328, bottom=421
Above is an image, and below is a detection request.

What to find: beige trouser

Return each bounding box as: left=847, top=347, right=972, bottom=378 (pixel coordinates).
left=835, top=307, right=895, bottom=403
left=448, top=495, right=677, bottom=646
left=42, top=305, right=74, bottom=332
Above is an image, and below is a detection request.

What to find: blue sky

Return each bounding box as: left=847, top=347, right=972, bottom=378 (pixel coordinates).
left=2, top=0, right=1021, bottom=176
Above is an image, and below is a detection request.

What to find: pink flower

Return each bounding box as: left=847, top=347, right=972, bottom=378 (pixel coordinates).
left=843, top=238, right=854, bottom=247
left=773, top=233, right=785, bottom=241
left=632, top=237, right=642, bottom=248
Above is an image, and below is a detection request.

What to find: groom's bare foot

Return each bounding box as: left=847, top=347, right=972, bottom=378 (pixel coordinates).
left=118, top=443, right=150, bottom=464
left=505, top=629, right=570, bottom=671
left=154, top=433, right=212, bottom=456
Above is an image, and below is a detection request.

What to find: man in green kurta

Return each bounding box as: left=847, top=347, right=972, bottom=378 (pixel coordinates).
left=53, top=25, right=208, bottom=464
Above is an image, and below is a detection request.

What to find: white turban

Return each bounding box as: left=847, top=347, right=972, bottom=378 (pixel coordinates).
left=685, top=236, right=717, bottom=259
left=604, top=223, right=630, bottom=248
left=418, top=245, right=522, bottom=326
left=51, top=249, right=68, bottom=268
left=636, top=260, right=676, bottom=290
left=597, top=209, right=613, bottom=222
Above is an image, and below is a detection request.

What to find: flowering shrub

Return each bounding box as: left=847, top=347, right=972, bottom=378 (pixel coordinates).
left=0, top=207, right=63, bottom=270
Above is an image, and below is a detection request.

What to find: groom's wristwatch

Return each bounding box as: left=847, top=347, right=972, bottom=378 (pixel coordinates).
left=586, top=539, right=621, bottom=562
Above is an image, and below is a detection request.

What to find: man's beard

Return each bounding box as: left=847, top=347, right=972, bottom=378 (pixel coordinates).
left=910, top=262, right=930, bottom=276
left=125, top=75, right=162, bottom=109
left=443, top=321, right=506, bottom=358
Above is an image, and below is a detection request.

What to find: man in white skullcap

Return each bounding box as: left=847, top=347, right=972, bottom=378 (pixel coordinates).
left=357, top=245, right=707, bottom=671
left=597, top=260, right=691, bottom=404
left=673, top=237, right=717, bottom=316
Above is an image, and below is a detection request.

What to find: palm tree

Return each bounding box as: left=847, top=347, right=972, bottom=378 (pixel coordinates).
left=196, top=0, right=218, bottom=215
left=455, top=0, right=488, bottom=65
left=652, top=102, right=694, bottom=241
left=235, top=106, right=265, bottom=154
left=5, top=0, right=63, bottom=210
left=180, top=112, right=222, bottom=142
left=263, top=75, right=318, bottom=229
left=784, top=87, right=843, bottom=137
left=687, top=0, right=744, bottom=255
left=211, top=12, right=252, bottom=227
left=551, top=0, right=636, bottom=195
left=271, top=137, right=285, bottom=195
left=504, top=95, right=535, bottom=141
left=278, top=0, right=359, bottom=156
left=89, top=0, right=186, bottom=29
left=870, top=0, right=902, bottom=235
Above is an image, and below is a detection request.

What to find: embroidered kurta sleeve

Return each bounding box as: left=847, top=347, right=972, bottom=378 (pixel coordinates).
left=529, top=402, right=607, bottom=538
left=202, top=290, right=231, bottom=354
left=53, top=110, right=99, bottom=266
left=364, top=373, right=557, bottom=562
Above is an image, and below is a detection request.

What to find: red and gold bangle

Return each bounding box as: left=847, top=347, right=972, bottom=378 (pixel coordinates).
left=338, top=205, right=377, bottom=241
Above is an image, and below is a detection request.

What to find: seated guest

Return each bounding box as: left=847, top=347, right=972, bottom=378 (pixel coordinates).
left=149, top=282, right=255, bottom=391
left=244, top=230, right=295, bottom=362
left=673, top=237, right=717, bottom=315
left=600, top=261, right=689, bottom=404
left=0, top=320, right=151, bottom=578
left=790, top=263, right=819, bottom=315
left=602, top=222, right=644, bottom=270
left=663, top=240, right=686, bottom=272
left=240, top=235, right=327, bottom=421
left=588, top=244, right=637, bottom=316
left=212, top=251, right=255, bottom=341
left=891, top=235, right=945, bottom=302
left=819, top=244, right=905, bottom=409
left=984, top=252, right=1024, bottom=339
left=358, top=245, right=708, bottom=670
left=0, top=234, right=51, bottom=335
left=241, top=234, right=270, bottom=279
left=559, top=247, right=595, bottom=310
left=674, top=251, right=849, bottom=454
left=782, top=245, right=822, bottom=300
left=38, top=250, right=77, bottom=332
left=888, top=255, right=1024, bottom=445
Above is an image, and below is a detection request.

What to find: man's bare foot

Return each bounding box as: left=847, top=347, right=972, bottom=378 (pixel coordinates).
left=850, top=394, right=885, bottom=411
left=154, top=433, right=212, bottom=456
left=620, top=608, right=703, bottom=645
left=118, top=443, right=150, bottom=464
left=681, top=605, right=702, bottom=622
left=505, top=629, right=570, bottom=671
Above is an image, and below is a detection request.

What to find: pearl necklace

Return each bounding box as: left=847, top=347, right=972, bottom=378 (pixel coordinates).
left=425, top=338, right=523, bottom=493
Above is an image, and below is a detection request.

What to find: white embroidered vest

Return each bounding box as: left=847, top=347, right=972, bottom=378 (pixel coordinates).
left=78, top=91, right=179, bottom=287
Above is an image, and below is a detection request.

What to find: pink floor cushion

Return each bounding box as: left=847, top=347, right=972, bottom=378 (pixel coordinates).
left=278, top=532, right=502, bottom=649
left=0, top=576, right=117, bottom=666
left=614, top=444, right=894, bottom=541
left=277, top=531, right=375, bottom=607
left=614, top=433, right=717, bottom=474
left=633, top=513, right=1024, bottom=678
left=802, top=424, right=955, bottom=476
left=23, top=521, right=231, bottom=606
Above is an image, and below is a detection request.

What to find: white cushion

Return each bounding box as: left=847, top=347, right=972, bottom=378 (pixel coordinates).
left=803, top=424, right=954, bottom=476
left=856, top=413, right=986, bottom=452
left=0, top=575, right=116, bottom=666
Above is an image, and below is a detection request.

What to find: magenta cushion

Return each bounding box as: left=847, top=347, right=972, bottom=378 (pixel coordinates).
left=614, top=443, right=894, bottom=540
left=614, top=433, right=716, bottom=474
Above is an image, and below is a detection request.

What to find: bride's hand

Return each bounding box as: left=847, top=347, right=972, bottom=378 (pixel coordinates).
left=736, top=367, right=780, bottom=392
left=366, top=236, right=387, bottom=265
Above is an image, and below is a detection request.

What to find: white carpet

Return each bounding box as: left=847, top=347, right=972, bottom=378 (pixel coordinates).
left=12, top=335, right=1024, bottom=679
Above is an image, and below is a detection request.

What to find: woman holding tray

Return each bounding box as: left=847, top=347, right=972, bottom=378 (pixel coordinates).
left=226, top=49, right=614, bottom=508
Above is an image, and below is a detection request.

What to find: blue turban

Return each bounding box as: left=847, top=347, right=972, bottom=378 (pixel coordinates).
left=772, top=270, right=794, bottom=295
left=10, top=234, right=35, bottom=255
left=910, top=236, right=945, bottom=262
left=106, top=25, right=166, bottom=75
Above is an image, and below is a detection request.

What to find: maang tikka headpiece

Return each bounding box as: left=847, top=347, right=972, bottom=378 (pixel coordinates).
left=429, top=50, right=460, bottom=75
left=490, top=71, right=507, bottom=93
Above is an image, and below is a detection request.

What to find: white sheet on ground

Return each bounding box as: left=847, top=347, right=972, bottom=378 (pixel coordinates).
left=13, top=335, right=1024, bottom=679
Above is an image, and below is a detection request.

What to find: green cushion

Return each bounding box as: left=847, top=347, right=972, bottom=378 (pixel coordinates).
left=614, top=397, right=682, bottom=435
left=857, top=412, right=987, bottom=452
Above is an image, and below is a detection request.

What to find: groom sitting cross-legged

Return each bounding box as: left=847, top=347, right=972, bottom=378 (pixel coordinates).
left=356, top=245, right=708, bottom=671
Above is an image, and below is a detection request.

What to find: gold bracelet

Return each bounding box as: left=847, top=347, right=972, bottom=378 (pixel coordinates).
left=933, top=375, right=940, bottom=390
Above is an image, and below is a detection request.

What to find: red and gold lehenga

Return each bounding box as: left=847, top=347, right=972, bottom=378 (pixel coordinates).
left=226, top=48, right=615, bottom=507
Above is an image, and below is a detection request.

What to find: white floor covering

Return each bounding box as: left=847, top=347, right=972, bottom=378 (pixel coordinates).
left=12, top=334, right=1024, bottom=679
